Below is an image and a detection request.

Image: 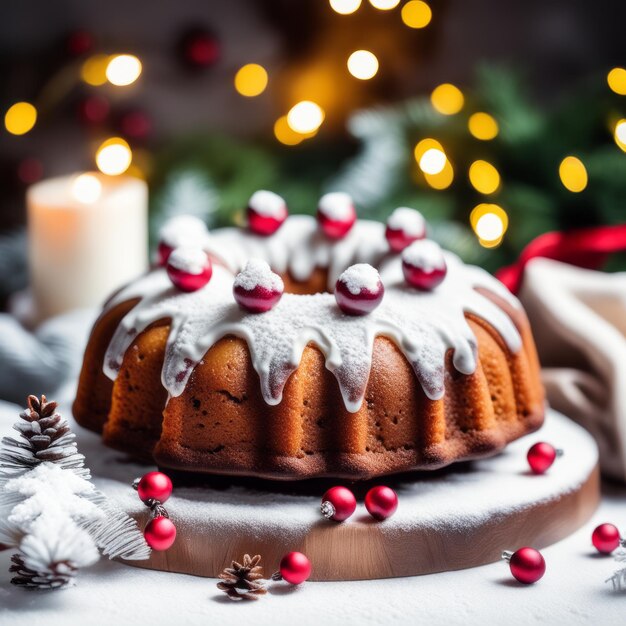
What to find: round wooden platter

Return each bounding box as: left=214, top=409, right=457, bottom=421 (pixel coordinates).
left=83, top=409, right=599, bottom=581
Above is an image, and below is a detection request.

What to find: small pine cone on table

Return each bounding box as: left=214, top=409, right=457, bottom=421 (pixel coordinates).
left=10, top=554, right=77, bottom=590
left=217, top=554, right=267, bottom=601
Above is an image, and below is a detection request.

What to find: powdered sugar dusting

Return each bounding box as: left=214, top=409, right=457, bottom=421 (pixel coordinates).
left=248, top=190, right=287, bottom=218
left=168, top=247, right=209, bottom=275
left=159, top=215, right=209, bottom=249
left=318, top=192, right=354, bottom=220
left=387, top=207, right=426, bottom=237
left=402, top=240, right=446, bottom=272
left=103, top=216, right=522, bottom=413
left=234, top=258, right=284, bottom=293
left=338, top=264, right=381, bottom=295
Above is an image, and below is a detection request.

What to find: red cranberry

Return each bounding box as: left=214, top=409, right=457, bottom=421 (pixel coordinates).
left=335, top=264, right=384, bottom=316
left=233, top=259, right=284, bottom=313
left=166, top=247, right=213, bottom=292
left=247, top=190, right=288, bottom=236
left=365, top=486, right=398, bottom=520
left=385, top=207, right=426, bottom=252
left=157, top=215, right=209, bottom=266
left=402, top=240, right=447, bottom=290
left=317, top=192, right=356, bottom=239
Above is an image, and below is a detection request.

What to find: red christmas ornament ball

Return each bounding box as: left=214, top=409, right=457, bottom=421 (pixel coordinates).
left=335, top=264, right=384, bottom=316
left=167, top=247, right=213, bottom=292
left=279, top=552, right=312, bottom=585
left=317, top=192, right=356, bottom=240
left=321, top=486, right=357, bottom=522
left=527, top=442, right=559, bottom=474
left=137, top=471, right=173, bottom=504
left=365, top=485, right=398, bottom=520
left=506, top=547, right=546, bottom=584
left=144, top=516, right=176, bottom=551
left=402, top=240, right=447, bottom=291
left=592, top=523, right=621, bottom=554
left=180, top=28, right=220, bottom=69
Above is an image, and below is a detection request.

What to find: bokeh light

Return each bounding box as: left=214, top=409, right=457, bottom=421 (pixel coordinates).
left=287, top=101, right=325, bottom=134
left=430, top=83, right=464, bottom=115
left=559, top=156, right=588, bottom=193
left=469, top=160, right=501, bottom=194
left=468, top=112, right=499, bottom=140
left=329, top=0, right=362, bottom=14
left=274, top=116, right=305, bottom=146
left=95, top=137, right=133, bottom=176
left=4, top=102, right=37, bottom=135
left=613, top=119, right=626, bottom=152
left=369, top=0, right=400, bottom=9
left=424, top=160, right=454, bottom=189
left=347, top=50, right=379, bottom=80
left=470, top=203, right=509, bottom=248
left=81, top=54, right=110, bottom=86
left=106, top=54, right=142, bottom=86
left=607, top=67, right=626, bottom=95
left=72, top=173, right=102, bottom=204
left=419, top=148, right=447, bottom=175
left=414, top=138, right=443, bottom=161
left=234, top=63, right=269, bottom=97
left=401, top=1, right=432, bottom=28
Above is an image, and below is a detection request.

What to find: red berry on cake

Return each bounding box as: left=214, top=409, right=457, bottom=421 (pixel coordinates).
left=402, top=240, right=447, bottom=290
left=591, top=523, right=623, bottom=554
left=385, top=207, right=426, bottom=253
left=365, top=485, right=398, bottom=520
left=136, top=471, right=173, bottom=504
left=247, top=190, right=288, bottom=236
left=321, top=486, right=357, bottom=522
left=233, top=258, right=284, bottom=313
left=157, top=215, right=209, bottom=266
left=166, top=247, right=213, bottom=292
left=317, top=192, right=357, bottom=239
left=527, top=442, right=562, bottom=474
left=144, top=516, right=177, bottom=551
left=278, top=552, right=312, bottom=585
left=335, top=264, right=384, bottom=316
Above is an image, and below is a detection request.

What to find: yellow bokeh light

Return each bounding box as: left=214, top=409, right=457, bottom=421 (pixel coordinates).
left=106, top=54, right=142, bottom=86
left=71, top=173, right=102, bottom=204
left=4, top=102, right=37, bottom=136
left=274, top=116, right=305, bottom=146
left=414, top=138, right=443, bottom=162
left=95, top=137, right=132, bottom=176
left=234, top=63, right=269, bottom=97
left=468, top=112, right=499, bottom=140
left=419, top=148, right=447, bottom=175
left=430, top=83, right=464, bottom=115
left=470, top=203, right=509, bottom=248
left=329, top=0, right=362, bottom=14
left=81, top=54, right=110, bottom=86
left=607, top=67, right=626, bottom=96
left=401, top=1, right=432, bottom=28
left=469, top=160, right=501, bottom=195
left=613, top=119, right=626, bottom=152
left=369, top=0, right=400, bottom=9
left=559, top=156, right=588, bottom=193
left=347, top=50, right=379, bottom=80
left=424, top=159, right=454, bottom=190
left=287, top=101, right=325, bottom=134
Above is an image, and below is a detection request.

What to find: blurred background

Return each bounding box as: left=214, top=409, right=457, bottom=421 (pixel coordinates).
left=1, top=0, right=626, bottom=306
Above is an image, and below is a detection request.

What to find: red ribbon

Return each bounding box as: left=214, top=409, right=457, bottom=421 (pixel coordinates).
left=496, top=223, right=626, bottom=294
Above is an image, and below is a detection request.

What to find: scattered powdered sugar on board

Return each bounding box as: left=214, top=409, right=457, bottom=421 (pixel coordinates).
left=318, top=192, right=354, bottom=220
left=168, top=247, right=208, bottom=275
left=234, top=259, right=284, bottom=292
left=387, top=207, right=426, bottom=236
left=338, top=264, right=381, bottom=295
left=402, top=239, right=446, bottom=271
left=248, top=190, right=287, bottom=217
left=159, top=215, right=209, bottom=248
left=102, top=215, right=521, bottom=412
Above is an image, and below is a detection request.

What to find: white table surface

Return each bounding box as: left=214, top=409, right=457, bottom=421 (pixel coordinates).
left=0, top=390, right=624, bottom=626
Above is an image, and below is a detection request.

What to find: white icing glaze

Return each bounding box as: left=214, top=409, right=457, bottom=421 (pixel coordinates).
left=101, top=215, right=522, bottom=413
left=248, top=190, right=287, bottom=217
left=402, top=240, right=446, bottom=272
left=387, top=207, right=426, bottom=237
left=318, top=192, right=354, bottom=220
left=338, top=264, right=381, bottom=295
left=159, top=215, right=209, bottom=249
left=233, top=259, right=284, bottom=292
left=168, top=247, right=209, bottom=275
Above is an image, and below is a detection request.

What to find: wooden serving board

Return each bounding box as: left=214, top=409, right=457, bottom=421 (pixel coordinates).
left=83, top=409, right=599, bottom=581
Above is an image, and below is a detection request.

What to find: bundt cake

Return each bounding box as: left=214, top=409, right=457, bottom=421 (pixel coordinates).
left=73, top=193, right=544, bottom=480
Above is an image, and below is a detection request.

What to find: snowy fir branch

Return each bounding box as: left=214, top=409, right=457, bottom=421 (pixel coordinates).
left=0, top=396, right=150, bottom=589
left=606, top=549, right=626, bottom=592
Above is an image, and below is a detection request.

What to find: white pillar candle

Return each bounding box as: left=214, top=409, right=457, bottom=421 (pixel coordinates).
left=27, top=172, right=148, bottom=320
